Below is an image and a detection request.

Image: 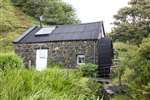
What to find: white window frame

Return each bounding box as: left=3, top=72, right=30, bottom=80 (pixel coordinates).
left=77, top=55, right=85, bottom=65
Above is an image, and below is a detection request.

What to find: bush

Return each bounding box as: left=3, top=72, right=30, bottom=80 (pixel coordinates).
left=0, top=68, right=101, bottom=99
left=78, top=63, right=98, bottom=77
left=118, top=37, right=150, bottom=99
left=112, top=39, right=150, bottom=99
left=138, top=38, right=150, bottom=59
left=112, top=42, right=138, bottom=82
left=0, top=53, right=24, bottom=69
left=128, top=38, right=150, bottom=84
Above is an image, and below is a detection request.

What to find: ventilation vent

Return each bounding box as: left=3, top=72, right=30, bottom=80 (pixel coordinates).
left=35, top=26, right=56, bottom=35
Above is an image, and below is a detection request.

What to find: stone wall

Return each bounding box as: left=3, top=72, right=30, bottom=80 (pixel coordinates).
left=14, top=40, right=99, bottom=68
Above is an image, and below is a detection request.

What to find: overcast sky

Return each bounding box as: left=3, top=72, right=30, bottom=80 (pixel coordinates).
left=64, top=0, right=130, bottom=32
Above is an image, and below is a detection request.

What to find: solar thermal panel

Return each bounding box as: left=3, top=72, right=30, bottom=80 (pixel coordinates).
left=35, top=26, right=56, bottom=35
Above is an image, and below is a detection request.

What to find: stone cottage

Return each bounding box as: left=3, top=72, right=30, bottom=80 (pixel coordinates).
left=13, top=21, right=113, bottom=73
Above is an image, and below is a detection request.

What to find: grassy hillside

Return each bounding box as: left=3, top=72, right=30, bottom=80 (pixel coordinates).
left=0, top=0, right=38, bottom=52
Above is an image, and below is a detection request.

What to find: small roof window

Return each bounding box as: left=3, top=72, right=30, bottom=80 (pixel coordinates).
left=35, top=26, right=56, bottom=36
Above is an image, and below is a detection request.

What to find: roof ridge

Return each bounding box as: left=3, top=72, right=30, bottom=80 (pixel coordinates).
left=47, top=21, right=103, bottom=27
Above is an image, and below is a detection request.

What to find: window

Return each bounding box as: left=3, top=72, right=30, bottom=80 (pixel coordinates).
left=77, top=55, right=85, bottom=65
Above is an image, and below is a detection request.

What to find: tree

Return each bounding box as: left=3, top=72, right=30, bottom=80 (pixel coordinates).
left=11, top=0, right=80, bottom=25
left=111, top=0, right=150, bottom=45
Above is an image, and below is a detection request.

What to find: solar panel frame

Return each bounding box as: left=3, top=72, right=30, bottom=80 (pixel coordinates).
left=35, top=26, right=56, bottom=35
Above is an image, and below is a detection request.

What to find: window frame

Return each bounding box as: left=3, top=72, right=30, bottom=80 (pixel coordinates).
left=77, top=54, right=85, bottom=65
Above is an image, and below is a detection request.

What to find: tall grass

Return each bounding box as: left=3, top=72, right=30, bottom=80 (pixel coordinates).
left=0, top=68, right=101, bottom=100
left=0, top=53, right=101, bottom=99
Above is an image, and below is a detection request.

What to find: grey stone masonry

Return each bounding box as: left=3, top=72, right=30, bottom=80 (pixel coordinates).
left=14, top=40, right=99, bottom=68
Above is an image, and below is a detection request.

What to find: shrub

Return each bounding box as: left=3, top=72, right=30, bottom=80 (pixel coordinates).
left=138, top=38, right=150, bottom=59
left=128, top=37, right=150, bottom=84
left=112, top=39, right=150, bottom=99
left=0, top=53, right=24, bottom=69
left=118, top=37, right=150, bottom=99
left=112, top=42, right=138, bottom=82
left=78, top=63, right=98, bottom=77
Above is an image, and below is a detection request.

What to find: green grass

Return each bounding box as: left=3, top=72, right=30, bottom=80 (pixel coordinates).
left=0, top=52, right=102, bottom=99
left=0, top=0, right=38, bottom=52
left=0, top=67, right=101, bottom=100
left=112, top=95, right=131, bottom=100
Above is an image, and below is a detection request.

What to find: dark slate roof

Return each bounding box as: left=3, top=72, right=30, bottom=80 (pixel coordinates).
left=14, top=21, right=105, bottom=43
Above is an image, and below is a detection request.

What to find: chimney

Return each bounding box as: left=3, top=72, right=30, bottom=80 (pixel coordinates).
left=39, top=16, right=43, bottom=28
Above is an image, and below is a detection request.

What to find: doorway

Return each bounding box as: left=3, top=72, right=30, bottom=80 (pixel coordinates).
left=36, top=49, right=48, bottom=71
